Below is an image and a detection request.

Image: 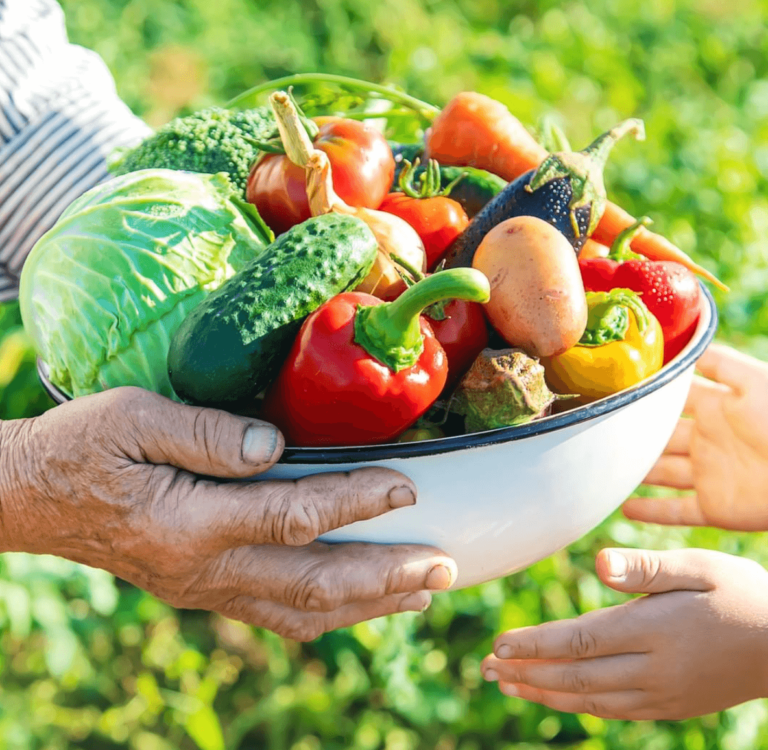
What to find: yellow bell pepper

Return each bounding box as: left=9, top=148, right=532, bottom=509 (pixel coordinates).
left=543, top=289, right=664, bottom=404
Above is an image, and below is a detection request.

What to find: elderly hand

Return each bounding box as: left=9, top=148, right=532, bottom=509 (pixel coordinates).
left=0, top=387, right=456, bottom=641
left=481, top=548, right=768, bottom=720
left=624, top=343, right=768, bottom=531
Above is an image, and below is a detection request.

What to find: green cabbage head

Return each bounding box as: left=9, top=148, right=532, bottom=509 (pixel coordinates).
left=20, top=169, right=273, bottom=399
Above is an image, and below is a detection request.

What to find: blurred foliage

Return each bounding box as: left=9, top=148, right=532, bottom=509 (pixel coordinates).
left=2, top=0, right=768, bottom=747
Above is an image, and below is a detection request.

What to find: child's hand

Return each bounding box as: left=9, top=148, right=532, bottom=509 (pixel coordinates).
left=481, top=548, right=768, bottom=720
left=624, top=343, right=768, bottom=531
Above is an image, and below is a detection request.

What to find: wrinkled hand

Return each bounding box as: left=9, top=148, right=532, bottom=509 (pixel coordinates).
left=0, top=388, right=456, bottom=641
left=482, top=548, right=768, bottom=720
left=624, top=342, right=768, bottom=531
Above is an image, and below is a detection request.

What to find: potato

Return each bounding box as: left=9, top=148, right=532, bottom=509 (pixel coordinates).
left=472, top=216, right=587, bottom=357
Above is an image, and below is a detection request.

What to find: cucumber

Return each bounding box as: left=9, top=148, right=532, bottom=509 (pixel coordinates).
left=390, top=142, right=507, bottom=217
left=168, top=213, right=378, bottom=412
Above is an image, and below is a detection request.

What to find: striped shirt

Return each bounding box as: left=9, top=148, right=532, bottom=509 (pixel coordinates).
left=0, top=0, right=151, bottom=302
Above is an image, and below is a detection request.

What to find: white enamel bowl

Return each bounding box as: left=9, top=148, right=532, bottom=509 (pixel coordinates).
left=39, top=286, right=717, bottom=590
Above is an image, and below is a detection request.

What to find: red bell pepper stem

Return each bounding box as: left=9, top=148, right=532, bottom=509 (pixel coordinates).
left=609, top=217, right=653, bottom=262
left=354, top=268, right=490, bottom=372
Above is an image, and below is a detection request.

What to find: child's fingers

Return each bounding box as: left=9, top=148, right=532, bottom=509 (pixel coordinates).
left=596, top=548, right=719, bottom=594
left=662, top=418, right=693, bottom=456
left=622, top=496, right=707, bottom=527
left=482, top=653, right=647, bottom=695
left=496, top=682, right=648, bottom=720
left=493, top=607, right=649, bottom=662
left=684, top=375, right=730, bottom=416
left=643, top=455, right=694, bottom=489
left=695, top=343, right=767, bottom=394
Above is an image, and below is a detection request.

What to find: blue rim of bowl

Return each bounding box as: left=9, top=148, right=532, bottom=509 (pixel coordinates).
left=37, top=283, right=718, bottom=464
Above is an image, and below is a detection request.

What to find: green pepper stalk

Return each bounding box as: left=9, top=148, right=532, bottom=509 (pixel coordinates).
left=579, top=289, right=652, bottom=347
left=355, top=268, right=490, bottom=371
left=607, top=216, right=654, bottom=261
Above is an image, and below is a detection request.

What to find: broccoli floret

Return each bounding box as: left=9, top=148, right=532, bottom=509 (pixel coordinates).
left=111, top=106, right=276, bottom=195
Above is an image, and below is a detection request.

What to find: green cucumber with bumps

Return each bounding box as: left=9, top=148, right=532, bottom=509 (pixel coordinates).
left=168, top=213, right=378, bottom=412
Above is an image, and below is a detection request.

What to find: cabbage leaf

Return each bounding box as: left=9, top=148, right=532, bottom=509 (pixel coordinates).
left=19, top=169, right=272, bottom=399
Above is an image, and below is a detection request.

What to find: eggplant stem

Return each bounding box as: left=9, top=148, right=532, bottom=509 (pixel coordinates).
left=583, top=118, right=646, bottom=168
left=526, top=118, right=647, bottom=238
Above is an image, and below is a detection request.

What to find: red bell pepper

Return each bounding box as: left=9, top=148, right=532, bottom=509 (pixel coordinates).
left=391, top=254, right=489, bottom=389
left=262, top=268, right=491, bottom=447
left=425, top=297, right=489, bottom=389
left=579, top=218, right=701, bottom=364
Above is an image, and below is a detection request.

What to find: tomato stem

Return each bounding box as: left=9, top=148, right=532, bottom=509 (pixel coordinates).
left=398, top=159, right=465, bottom=199
left=390, top=252, right=425, bottom=285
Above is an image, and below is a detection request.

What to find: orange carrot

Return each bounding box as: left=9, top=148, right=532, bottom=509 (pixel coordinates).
left=425, top=92, right=547, bottom=180
left=426, top=91, right=727, bottom=291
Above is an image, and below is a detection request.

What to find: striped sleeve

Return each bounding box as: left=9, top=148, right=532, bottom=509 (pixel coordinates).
left=0, top=0, right=152, bottom=303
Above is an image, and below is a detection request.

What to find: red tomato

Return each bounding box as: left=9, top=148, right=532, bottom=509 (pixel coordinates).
left=379, top=193, right=470, bottom=270
left=246, top=117, right=395, bottom=235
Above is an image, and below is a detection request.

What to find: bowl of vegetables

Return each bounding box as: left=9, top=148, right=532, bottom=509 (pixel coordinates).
left=36, top=290, right=716, bottom=590
left=26, top=75, right=721, bottom=589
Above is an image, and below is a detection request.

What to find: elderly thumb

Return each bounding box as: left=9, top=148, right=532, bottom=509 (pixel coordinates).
left=124, top=391, right=284, bottom=478
left=596, top=548, right=717, bottom=595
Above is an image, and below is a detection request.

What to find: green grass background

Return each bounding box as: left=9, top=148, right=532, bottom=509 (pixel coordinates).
left=1, top=0, right=768, bottom=747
